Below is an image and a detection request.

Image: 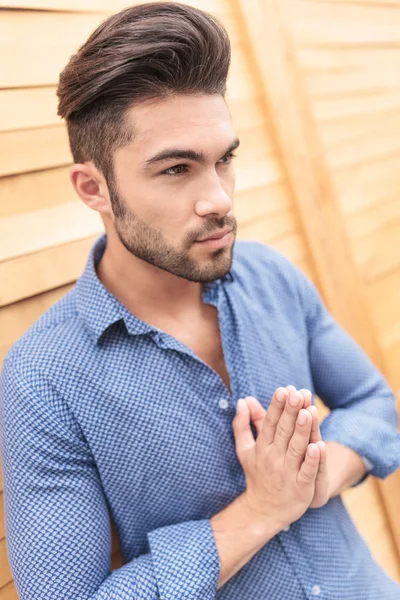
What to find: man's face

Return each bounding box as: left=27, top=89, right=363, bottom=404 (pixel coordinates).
left=109, top=93, right=238, bottom=283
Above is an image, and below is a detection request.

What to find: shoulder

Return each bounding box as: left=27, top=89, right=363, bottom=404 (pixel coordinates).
left=2, top=285, right=91, bottom=388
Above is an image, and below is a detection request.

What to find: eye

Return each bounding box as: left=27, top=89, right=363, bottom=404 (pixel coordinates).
left=161, top=164, right=189, bottom=176
left=218, top=151, right=237, bottom=165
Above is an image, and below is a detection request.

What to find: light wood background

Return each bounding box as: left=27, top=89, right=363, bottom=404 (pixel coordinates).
left=1, top=0, right=400, bottom=597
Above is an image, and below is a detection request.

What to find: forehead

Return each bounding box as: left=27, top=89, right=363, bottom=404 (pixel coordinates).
left=122, top=94, right=235, bottom=157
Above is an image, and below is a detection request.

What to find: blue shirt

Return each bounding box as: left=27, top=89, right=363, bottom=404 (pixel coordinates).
left=1, top=233, right=400, bottom=600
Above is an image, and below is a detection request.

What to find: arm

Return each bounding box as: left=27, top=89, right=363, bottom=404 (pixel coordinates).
left=300, top=272, right=400, bottom=483
left=0, top=357, right=220, bottom=600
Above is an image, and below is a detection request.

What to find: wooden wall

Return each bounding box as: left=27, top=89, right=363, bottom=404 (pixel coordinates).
left=1, top=0, right=400, bottom=597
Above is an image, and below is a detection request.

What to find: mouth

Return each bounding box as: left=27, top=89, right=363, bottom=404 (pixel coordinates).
left=195, top=228, right=233, bottom=250
left=196, top=227, right=233, bottom=243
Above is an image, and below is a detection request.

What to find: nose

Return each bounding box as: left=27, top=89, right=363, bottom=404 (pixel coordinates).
left=194, top=171, right=233, bottom=218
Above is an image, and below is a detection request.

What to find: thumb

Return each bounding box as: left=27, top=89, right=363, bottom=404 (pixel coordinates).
left=245, top=396, right=266, bottom=436
left=232, top=398, right=255, bottom=463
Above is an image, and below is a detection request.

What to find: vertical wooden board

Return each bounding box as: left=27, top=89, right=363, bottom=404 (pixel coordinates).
left=236, top=0, right=400, bottom=572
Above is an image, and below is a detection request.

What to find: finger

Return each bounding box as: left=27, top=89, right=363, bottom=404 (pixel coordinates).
left=232, top=398, right=255, bottom=462
left=257, top=387, right=288, bottom=446
left=298, top=443, right=320, bottom=486
left=299, top=388, right=312, bottom=409
left=273, top=386, right=304, bottom=453
left=306, top=405, right=322, bottom=444
left=315, top=440, right=327, bottom=481
left=245, top=396, right=266, bottom=436
left=285, top=409, right=312, bottom=472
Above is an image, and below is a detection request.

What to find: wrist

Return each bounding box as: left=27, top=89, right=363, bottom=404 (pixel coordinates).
left=238, top=491, right=286, bottom=539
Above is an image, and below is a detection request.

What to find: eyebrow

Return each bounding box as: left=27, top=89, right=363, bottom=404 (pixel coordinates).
left=142, top=137, right=240, bottom=169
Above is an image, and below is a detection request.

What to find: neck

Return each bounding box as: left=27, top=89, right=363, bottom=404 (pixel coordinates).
left=96, top=230, right=204, bottom=322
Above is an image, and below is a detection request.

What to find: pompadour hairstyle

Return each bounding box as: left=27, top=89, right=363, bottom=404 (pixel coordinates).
left=57, top=1, right=231, bottom=183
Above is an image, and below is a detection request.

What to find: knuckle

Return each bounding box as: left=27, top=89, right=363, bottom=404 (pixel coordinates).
left=299, top=468, right=315, bottom=484
left=275, top=422, right=291, bottom=440
left=287, top=442, right=305, bottom=459
left=264, top=412, right=278, bottom=428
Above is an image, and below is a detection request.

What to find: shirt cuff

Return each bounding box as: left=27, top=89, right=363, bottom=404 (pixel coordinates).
left=148, top=519, right=220, bottom=600
left=320, top=410, right=400, bottom=480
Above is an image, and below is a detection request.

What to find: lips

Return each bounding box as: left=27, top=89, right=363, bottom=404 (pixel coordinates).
left=197, top=227, right=232, bottom=242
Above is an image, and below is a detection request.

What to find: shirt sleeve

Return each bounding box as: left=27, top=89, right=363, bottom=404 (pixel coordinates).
left=0, top=357, right=220, bottom=600
left=297, top=270, right=400, bottom=482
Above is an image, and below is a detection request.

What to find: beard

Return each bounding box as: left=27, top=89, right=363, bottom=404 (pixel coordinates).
left=109, top=183, right=237, bottom=283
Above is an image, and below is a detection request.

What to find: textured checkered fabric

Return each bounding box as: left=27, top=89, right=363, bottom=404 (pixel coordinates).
left=1, top=233, right=400, bottom=600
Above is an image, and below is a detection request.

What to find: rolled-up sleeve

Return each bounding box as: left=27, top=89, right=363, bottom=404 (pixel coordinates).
left=299, top=273, right=400, bottom=481
left=0, top=357, right=220, bottom=600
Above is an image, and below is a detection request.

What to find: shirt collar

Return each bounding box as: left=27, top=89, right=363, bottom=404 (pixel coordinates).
left=76, top=232, right=234, bottom=344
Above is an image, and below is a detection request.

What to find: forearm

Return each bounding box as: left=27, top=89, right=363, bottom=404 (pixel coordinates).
left=326, top=441, right=366, bottom=497
left=210, top=492, right=281, bottom=589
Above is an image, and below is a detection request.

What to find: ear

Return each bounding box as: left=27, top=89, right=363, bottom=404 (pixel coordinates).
left=69, top=162, right=112, bottom=215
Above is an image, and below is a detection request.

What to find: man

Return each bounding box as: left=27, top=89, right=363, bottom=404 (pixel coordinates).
left=1, top=2, right=400, bottom=598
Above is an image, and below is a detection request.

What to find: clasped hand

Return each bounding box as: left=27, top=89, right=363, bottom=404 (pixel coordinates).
left=232, top=386, right=330, bottom=531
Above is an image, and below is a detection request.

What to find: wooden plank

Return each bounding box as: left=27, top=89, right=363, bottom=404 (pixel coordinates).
left=305, top=67, right=400, bottom=98
left=320, top=111, right=400, bottom=147
left=235, top=181, right=291, bottom=226
left=353, top=222, right=400, bottom=283
left=235, top=156, right=284, bottom=193
left=326, top=130, right=400, bottom=169
left=346, top=196, right=400, bottom=241
left=385, top=343, right=400, bottom=401
left=343, top=476, right=400, bottom=581
left=0, top=9, right=241, bottom=88
left=0, top=581, right=18, bottom=600
left=236, top=0, right=400, bottom=561
left=0, top=539, right=12, bottom=589
left=0, top=167, right=73, bottom=218
left=0, top=202, right=103, bottom=262
left=0, top=0, right=228, bottom=13
left=0, top=496, right=4, bottom=540
left=0, top=285, right=73, bottom=366
left=0, top=0, right=129, bottom=9
left=365, top=270, right=400, bottom=350
left=0, top=87, right=59, bottom=133
left=0, top=235, right=99, bottom=307
left=238, top=207, right=298, bottom=245
left=314, top=91, right=400, bottom=123
left=283, top=0, right=400, bottom=46
left=298, top=47, right=400, bottom=72
left=333, top=155, right=400, bottom=216
left=0, top=126, right=71, bottom=177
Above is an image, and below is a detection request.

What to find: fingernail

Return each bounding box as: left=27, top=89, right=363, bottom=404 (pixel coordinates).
left=289, top=392, right=300, bottom=407
left=308, top=405, right=317, bottom=416
left=236, top=398, right=245, bottom=411
left=276, top=388, right=287, bottom=403
left=297, top=411, right=307, bottom=425
left=308, top=445, right=317, bottom=457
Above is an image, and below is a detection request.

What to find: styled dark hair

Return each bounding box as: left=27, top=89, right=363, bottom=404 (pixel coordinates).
left=57, top=1, right=231, bottom=183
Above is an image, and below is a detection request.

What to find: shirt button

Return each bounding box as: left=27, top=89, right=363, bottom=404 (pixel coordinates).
left=219, top=398, right=229, bottom=410
left=311, top=584, right=321, bottom=596
left=283, top=525, right=290, bottom=532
